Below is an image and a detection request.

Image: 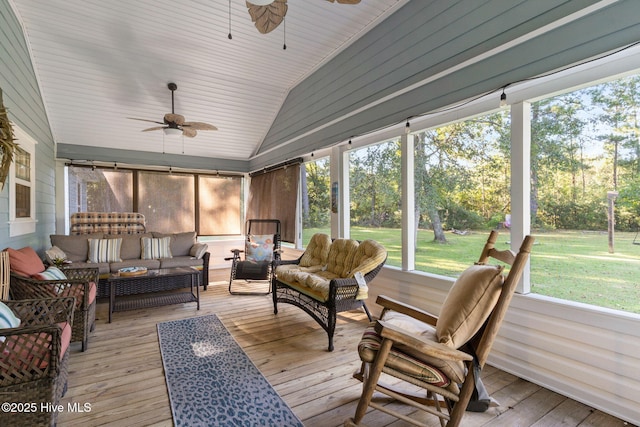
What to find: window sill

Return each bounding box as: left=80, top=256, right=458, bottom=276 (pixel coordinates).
left=8, top=219, right=38, bottom=237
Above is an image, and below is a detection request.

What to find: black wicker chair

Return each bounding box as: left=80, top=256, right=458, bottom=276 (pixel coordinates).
left=226, top=219, right=281, bottom=295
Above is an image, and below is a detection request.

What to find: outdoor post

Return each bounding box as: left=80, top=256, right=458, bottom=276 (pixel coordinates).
left=607, top=191, right=618, bottom=253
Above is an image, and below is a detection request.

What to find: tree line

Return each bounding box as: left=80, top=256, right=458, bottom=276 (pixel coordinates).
left=304, top=74, right=640, bottom=240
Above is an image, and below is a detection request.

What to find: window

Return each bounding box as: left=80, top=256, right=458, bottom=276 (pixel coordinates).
left=349, top=139, right=401, bottom=267
left=67, top=166, right=244, bottom=236
left=413, top=110, right=510, bottom=277
left=302, top=157, right=331, bottom=246
left=529, top=74, right=640, bottom=313
left=8, top=126, right=37, bottom=236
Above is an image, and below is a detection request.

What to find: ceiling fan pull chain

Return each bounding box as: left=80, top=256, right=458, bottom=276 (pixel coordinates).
left=283, top=16, right=286, bottom=50
left=228, top=0, right=233, bottom=40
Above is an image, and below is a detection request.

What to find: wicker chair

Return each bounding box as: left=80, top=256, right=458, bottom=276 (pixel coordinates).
left=0, top=297, right=75, bottom=427
left=10, top=266, right=98, bottom=351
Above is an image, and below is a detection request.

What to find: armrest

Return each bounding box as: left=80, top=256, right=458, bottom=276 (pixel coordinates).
left=376, top=295, right=438, bottom=327
left=376, top=319, right=473, bottom=363
left=11, top=273, right=93, bottom=309
left=4, top=297, right=75, bottom=327
left=61, top=266, right=99, bottom=283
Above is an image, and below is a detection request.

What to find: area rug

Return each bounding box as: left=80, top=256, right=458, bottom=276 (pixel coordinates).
left=157, top=314, right=304, bottom=427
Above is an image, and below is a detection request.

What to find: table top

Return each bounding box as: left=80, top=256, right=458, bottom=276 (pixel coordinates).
left=108, top=266, right=199, bottom=281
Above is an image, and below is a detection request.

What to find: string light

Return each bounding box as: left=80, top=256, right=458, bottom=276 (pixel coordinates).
left=500, top=89, right=507, bottom=107
left=405, top=119, right=411, bottom=134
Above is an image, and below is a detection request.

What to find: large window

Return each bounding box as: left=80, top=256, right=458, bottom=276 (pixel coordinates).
left=349, top=139, right=402, bottom=267
left=68, top=166, right=243, bottom=236
left=302, top=157, right=331, bottom=246
left=529, top=75, right=640, bottom=313
left=413, top=110, right=510, bottom=276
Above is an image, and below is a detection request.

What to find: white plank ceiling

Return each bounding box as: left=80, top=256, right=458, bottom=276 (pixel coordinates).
left=10, top=0, right=405, bottom=161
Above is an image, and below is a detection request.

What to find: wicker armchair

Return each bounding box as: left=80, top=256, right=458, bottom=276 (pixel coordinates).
left=10, top=266, right=98, bottom=351
left=0, top=297, right=75, bottom=427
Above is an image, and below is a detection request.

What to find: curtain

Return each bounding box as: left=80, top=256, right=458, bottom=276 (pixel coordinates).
left=247, top=164, right=299, bottom=243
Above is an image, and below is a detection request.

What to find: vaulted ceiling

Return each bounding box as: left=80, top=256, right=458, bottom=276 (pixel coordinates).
left=9, top=0, right=406, bottom=163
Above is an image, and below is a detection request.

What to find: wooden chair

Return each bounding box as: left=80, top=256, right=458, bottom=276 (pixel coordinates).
left=10, top=266, right=98, bottom=351
left=346, top=231, right=534, bottom=427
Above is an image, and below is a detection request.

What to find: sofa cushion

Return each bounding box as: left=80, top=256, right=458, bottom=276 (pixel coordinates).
left=436, top=264, right=505, bottom=348
left=350, top=239, right=387, bottom=277
left=51, top=233, right=104, bottom=262
left=88, top=238, right=123, bottom=263
left=160, top=256, right=204, bottom=269
left=189, top=243, right=208, bottom=259
left=153, top=231, right=196, bottom=257
left=68, top=261, right=111, bottom=275
left=106, top=233, right=152, bottom=260
left=141, top=237, right=173, bottom=259
left=299, top=233, right=332, bottom=267
left=32, top=266, right=68, bottom=281
left=325, top=239, right=359, bottom=277
left=6, top=247, right=45, bottom=277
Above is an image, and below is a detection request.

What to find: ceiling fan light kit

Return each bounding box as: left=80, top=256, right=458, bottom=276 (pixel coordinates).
left=163, top=128, right=182, bottom=137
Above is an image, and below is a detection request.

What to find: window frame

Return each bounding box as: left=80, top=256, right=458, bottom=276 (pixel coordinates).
left=8, top=125, right=37, bottom=237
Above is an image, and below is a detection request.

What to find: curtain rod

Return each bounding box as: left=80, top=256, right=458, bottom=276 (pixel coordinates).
left=249, top=157, right=303, bottom=177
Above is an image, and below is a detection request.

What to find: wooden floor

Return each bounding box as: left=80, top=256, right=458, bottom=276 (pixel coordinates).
left=57, top=269, right=631, bottom=427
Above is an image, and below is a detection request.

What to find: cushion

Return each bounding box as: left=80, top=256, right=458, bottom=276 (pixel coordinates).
left=325, top=239, right=359, bottom=277
left=141, top=237, right=173, bottom=260
left=51, top=233, right=104, bottom=262
left=299, top=233, right=332, bottom=267
left=6, top=247, right=45, bottom=277
left=0, top=301, right=21, bottom=342
left=88, top=238, right=123, bottom=263
left=32, top=266, right=68, bottom=281
left=436, top=264, right=505, bottom=348
left=246, top=234, right=274, bottom=262
left=349, top=239, right=387, bottom=277
left=44, top=246, right=67, bottom=265
left=357, top=321, right=452, bottom=387
left=106, top=233, right=152, bottom=260
left=152, top=231, right=196, bottom=257
left=189, top=243, right=208, bottom=259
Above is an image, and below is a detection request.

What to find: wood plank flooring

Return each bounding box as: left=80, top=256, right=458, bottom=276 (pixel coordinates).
left=57, top=269, right=631, bottom=426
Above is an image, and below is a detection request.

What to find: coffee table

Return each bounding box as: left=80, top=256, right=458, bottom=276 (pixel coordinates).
left=107, top=267, right=200, bottom=322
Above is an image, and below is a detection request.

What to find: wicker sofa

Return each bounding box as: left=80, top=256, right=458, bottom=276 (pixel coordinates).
left=49, top=212, right=210, bottom=297
left=273, top=233, right=387, bottom=351
left=0, top=297, right=75, bottom=427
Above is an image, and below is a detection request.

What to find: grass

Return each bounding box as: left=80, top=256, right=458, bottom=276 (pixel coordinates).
left=302, top=227, right=640, bottom=314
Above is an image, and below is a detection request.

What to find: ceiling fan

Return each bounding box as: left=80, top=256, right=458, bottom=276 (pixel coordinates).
left=247, top=0, right=361, bottom=34
left=128, top=83, right=217, bottom=138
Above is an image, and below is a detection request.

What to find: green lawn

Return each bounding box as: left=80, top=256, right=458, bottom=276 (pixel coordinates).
left=302, top=227, right=640, bottom=314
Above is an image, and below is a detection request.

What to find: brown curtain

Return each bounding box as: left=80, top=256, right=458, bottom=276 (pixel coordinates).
left=247, top=164, right=299, bottom=243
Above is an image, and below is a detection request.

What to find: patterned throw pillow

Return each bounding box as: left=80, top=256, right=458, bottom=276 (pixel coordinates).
left=246, top=234, right=274, bottom=262
left=0, top=301, right=21, bottom=342
left=32, top=266, right=68, bottom=281
left=141, top=237, right=173, bottom=260
left=88, top=238, right=123, bottom=263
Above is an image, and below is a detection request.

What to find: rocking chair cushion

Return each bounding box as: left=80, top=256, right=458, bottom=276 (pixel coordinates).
left=436, top=264, right=504, bottom=349
left=358, top=322, right=452, bottom=387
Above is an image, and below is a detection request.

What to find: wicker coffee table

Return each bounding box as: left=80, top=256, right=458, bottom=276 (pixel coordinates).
left=107, top=267, right=200, bottom=322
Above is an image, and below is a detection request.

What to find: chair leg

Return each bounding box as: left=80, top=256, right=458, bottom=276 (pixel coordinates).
left=350, top=338, right=393, bottom=425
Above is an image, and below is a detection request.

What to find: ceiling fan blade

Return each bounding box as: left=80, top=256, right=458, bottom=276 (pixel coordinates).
left=327, top=0, right=361, bottom=3
left=141, top=126, right=166, bottom=132
left=183, top=122, right=218, bottom=131
left=247, top=0, right=287, bottom=34
left=128, top=117, right=164, bottom=125
left=183, top=128, right=197, bottom=138
left=165, top=113, right=185, bottom=125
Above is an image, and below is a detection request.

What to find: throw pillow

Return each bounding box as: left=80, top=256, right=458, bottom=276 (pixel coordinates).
left=32, top=266, right=68, bottom=281
left=0, top=301, right=21, bottom=342
left=141, top=237, right=173, bottom=260
left=189, top=243, right=207, bottom=259
left=45, top=245, right=67, bottom=265
left=6, top=247, right=46, bottom=277
left=246, top=234, right=274, bottom=262
left=436, top=264, right=504, bottom=349
left=88, top=238, right=123, bottom=263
